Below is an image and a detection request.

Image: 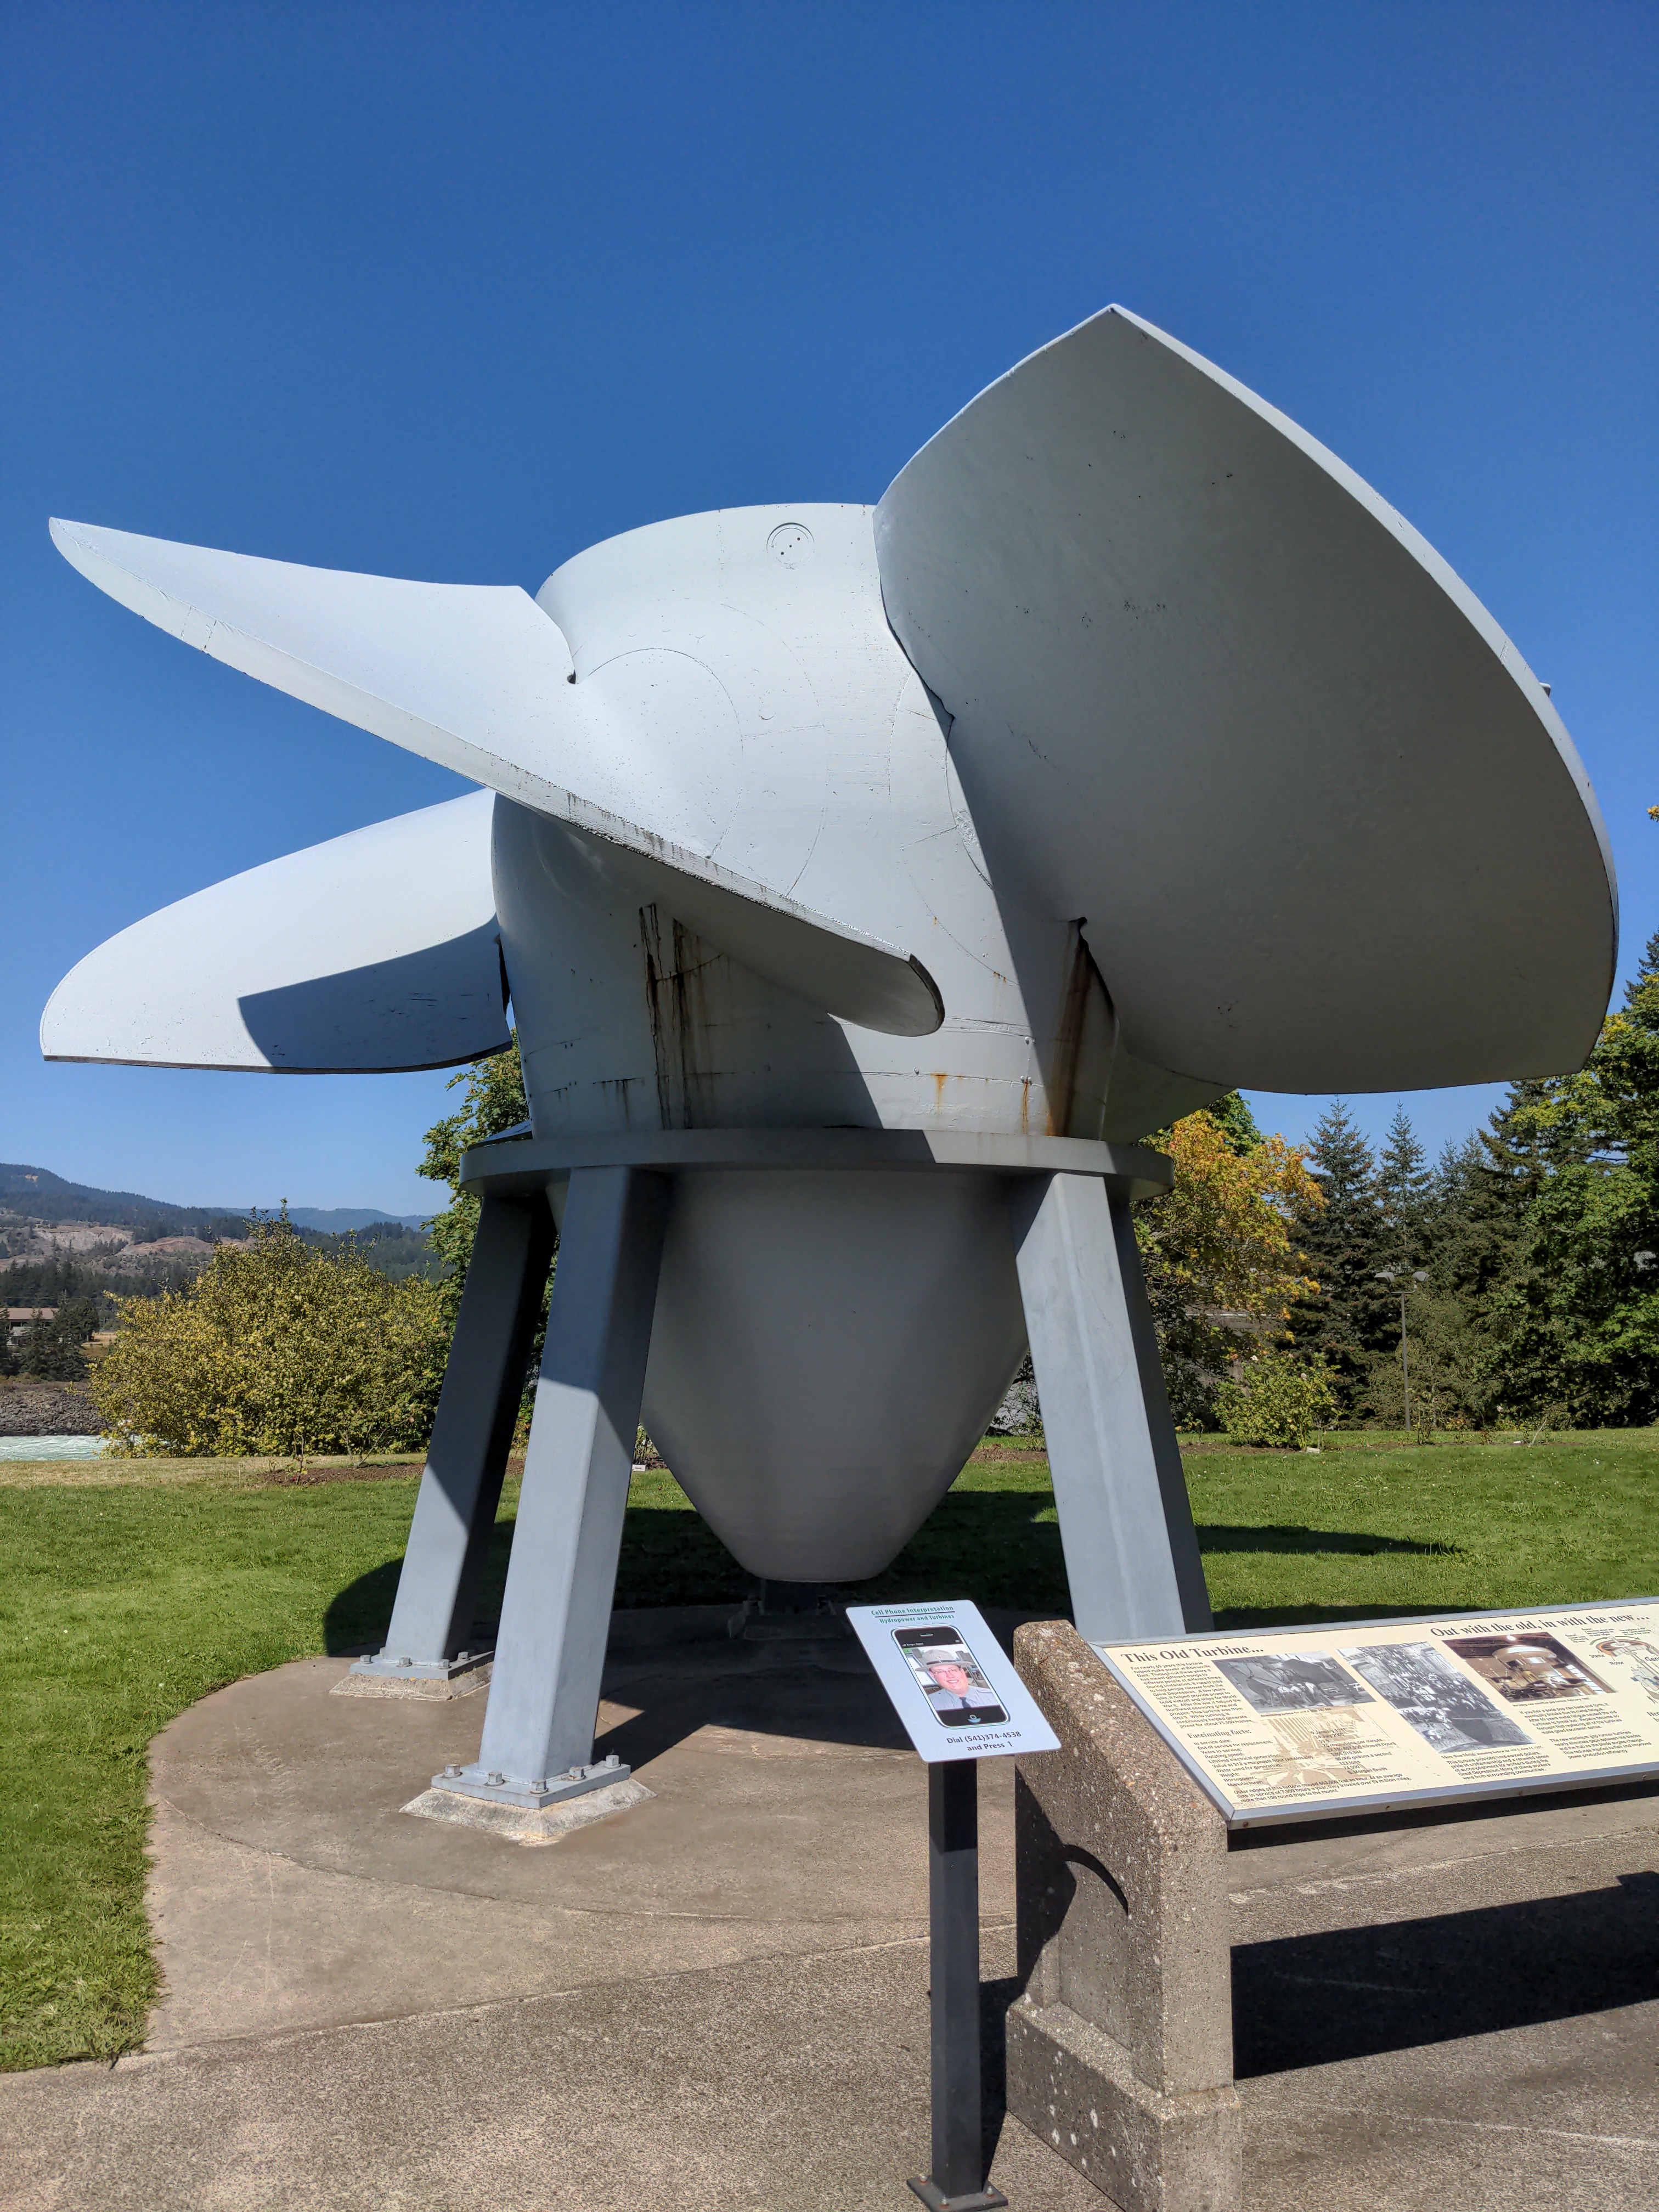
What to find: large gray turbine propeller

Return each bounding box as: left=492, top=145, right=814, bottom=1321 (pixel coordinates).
left=46, top=304, right=1613, bottom=1117
left=40, top=307, right=1616, bottom=1810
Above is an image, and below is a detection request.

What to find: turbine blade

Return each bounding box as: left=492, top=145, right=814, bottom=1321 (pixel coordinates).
left=49, top=519, right=944, bottom=1038
left=876, top=306, right=1617, bottom=1091
left=42, top=792, right=510, bottom=1072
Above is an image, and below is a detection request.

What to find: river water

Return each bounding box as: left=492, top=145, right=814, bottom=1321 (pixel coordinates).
left=0, top=1434, right=108, bottom=1461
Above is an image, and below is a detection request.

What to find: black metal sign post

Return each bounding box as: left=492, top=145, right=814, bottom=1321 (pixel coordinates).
left=907, top=1758, right=1007, bottom=2211
left=845, top=1598, right=1054, bottom=2207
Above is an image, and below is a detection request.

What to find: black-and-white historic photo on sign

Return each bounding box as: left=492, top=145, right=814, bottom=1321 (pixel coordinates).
left=1340, top=1640, right=1532, bottom=1752
left=1212, top=1651, right=1373, bottom=1714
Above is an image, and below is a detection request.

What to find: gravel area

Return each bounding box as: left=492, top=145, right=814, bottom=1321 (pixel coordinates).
left=0, top=1385, right=105, bottom=1436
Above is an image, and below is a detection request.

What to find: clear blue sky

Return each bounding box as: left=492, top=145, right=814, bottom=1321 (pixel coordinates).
left=3, top=3, right=1654, bottom=1212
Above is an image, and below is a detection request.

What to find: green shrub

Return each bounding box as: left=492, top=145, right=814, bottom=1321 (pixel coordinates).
left=1215, top=1348, right=1338, bottom=1448
left=89, top=1214, right=446, bottom=1458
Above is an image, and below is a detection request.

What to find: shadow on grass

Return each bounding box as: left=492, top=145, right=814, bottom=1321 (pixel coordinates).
left=867, top=1487, right=1071, bottom=1613
left=1210, top=1602, right=1464, bottom=1630
left=324, top=1505, right=756, bottom=1654
left=324, top=1555, right=405, bottom=1654
left=1198, top=1524, right=1454, bottom=1557
left=324, top=1488, right=1457, bottom=1654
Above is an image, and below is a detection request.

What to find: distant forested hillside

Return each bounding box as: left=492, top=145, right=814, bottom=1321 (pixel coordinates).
left=0, top=1166, right=445, bottom=1314
left=0, top=1165, right=248, bottom=1243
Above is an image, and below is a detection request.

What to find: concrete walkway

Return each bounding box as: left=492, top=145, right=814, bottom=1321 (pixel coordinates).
left=2, top=1609, right=1655, bottom=2209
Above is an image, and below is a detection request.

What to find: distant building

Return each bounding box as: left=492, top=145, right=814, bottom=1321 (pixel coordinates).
left=5, top=1307, right=59, bottom=1343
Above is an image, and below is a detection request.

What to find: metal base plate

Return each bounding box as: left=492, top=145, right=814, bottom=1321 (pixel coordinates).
left=405, top=1774, right=652, bottom=1844
left=906, top=2181, right=1007, bottom=2211
left=430, top=1754, right=630, bottom=1810
left=349, top=1647, right=493, bottom=1684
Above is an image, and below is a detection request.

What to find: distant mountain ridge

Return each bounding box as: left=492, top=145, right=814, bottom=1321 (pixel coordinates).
left=0, top=1166, right=430, bottom=1237
left=285, top=1206, right=434, bottom=1233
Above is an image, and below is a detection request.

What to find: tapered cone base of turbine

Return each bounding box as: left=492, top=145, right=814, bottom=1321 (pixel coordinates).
left=640, top=1169, right=1029, bottom=1583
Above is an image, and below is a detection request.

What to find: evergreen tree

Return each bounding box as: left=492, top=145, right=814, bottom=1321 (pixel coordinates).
left=58, top=1296, right=101, bottom=1345
left=1361, top=1107, right=1434, bottom=1427
left=1286, top=1102, right=1389, bottom=1410
left=1370, top=1133, right=1523, bottom=1430
left=1375, top=1107, right=1431, bottom=1271
left=1424, top=1133, right=1522, bottom=1307
left=17, top=1308, right=88, bottom=1384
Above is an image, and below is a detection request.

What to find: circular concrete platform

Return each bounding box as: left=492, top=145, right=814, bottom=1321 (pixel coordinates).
left=4, top=1607, right=1655, bottom=2212
left=146, top=1606, right=1012, bottom=2022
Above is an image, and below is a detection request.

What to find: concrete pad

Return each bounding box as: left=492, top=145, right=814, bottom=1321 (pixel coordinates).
left=331, top=1663, right=492, bottom=1700
left=3, top=1606, right=1656, bottom=2210
left=0, top=1937, right=1103, bottom=2212
left=139, top=1626, right=999, bottom=2047
left=1243, top=2000, right=1659, bottom=2211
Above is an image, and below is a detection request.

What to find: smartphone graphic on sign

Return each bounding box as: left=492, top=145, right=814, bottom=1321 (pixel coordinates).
left=893, top=1624, right=1009, bottom=1728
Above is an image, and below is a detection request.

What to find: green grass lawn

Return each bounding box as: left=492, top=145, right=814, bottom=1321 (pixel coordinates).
left=4, top=1432, right=1658, bottom=2072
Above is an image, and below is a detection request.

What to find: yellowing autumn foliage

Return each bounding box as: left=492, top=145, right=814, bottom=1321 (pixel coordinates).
left=91, top=1214, right=447, bottom=1458
left=1135, top=1109, right=1324, bottom=1426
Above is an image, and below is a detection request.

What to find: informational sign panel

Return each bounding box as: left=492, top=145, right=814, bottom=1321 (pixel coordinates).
left=1094, top=1599, right=1659, bottom=1827
left=847, top=1600, right=1060, bottom=1764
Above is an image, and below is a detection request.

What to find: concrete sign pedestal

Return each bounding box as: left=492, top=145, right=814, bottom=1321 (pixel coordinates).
left=1007, top=1617, right=1659, bottom=2212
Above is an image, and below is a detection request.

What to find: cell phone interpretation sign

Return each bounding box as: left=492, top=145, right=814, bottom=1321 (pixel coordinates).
left=1094, top=1597, right=1659, bottom=1827
left=846, top=1599, right=1060, bottom=1764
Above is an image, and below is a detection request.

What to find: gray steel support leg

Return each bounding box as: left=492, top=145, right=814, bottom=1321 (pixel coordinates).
left=352, top=1193, right=555, bottom=1685
left=437, top=1166, right=669, bottom=1809
left=1011, top=1172, right=1211, bottom=1644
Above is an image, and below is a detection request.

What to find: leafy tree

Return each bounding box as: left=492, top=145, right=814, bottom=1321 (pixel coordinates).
left=1216, top=1347, right=1338, bottom=1447
left=1203, top=1089, right=1263, bottom=1156
left=91, top=1211, right=447, bottom=1458
left=1286, top=1101, right=1390, bottom=1411
left=419, top=1037, right=532, bottom=1325
left=1472, top=931, right=1659, bottom=1424
left=1136, top=1105, right=1322, bottom=1427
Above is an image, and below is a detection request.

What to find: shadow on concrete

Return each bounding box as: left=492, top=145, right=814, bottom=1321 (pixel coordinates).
left=322, top=1489, right=1073, bottom=1656
left=592, top=1645, right=910, bottom=1767
left=1232, top=1870, right=1659, bottom=2075
left=980, top=1973, right=1018, bottom=2175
